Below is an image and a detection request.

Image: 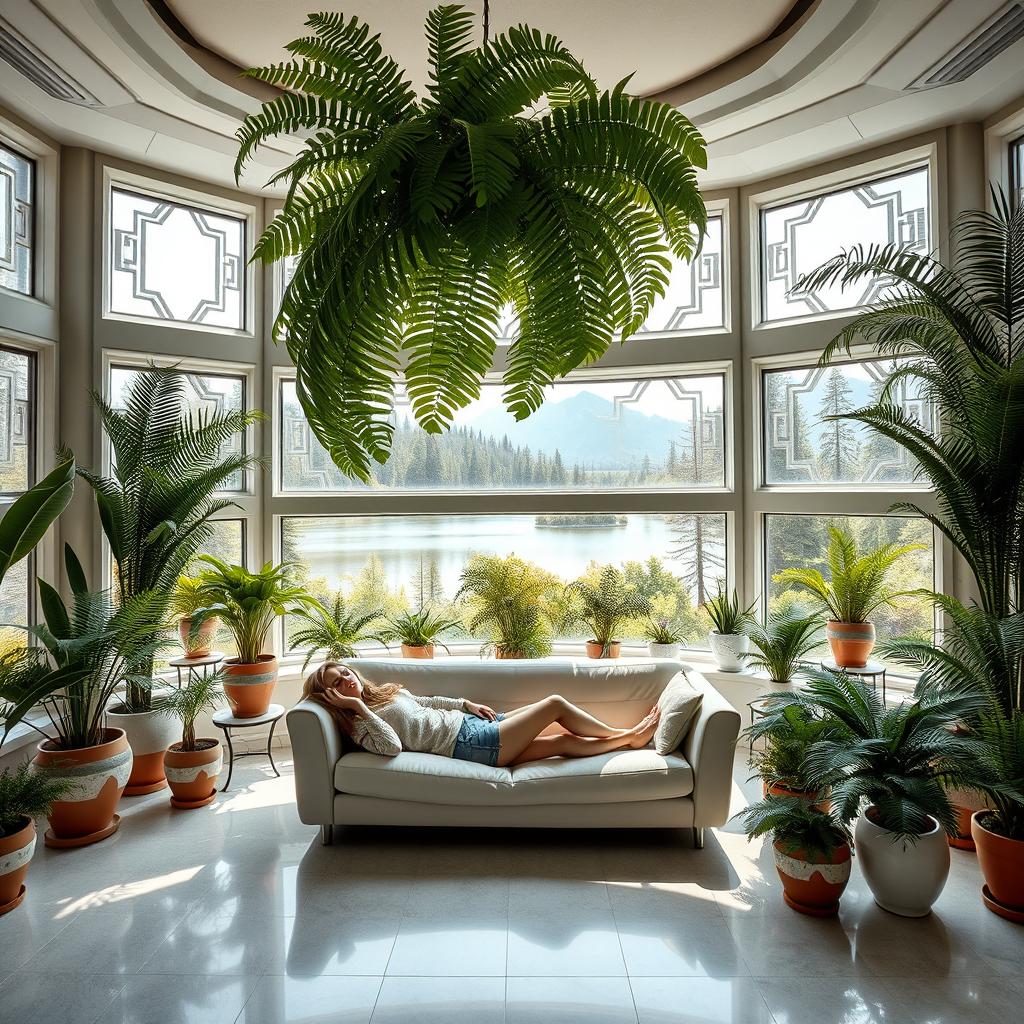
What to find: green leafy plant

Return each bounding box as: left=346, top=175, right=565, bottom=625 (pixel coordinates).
left=234, top=6, right=707, bottom=481
left=154, top=671, right=223, bottom=752
left=565, top=565, right=651, bottom=653
left=457, top=554, right=559, bottom=658
left=773, top=525, right=924, bottom=624
left=746, top=612, right=822, bottom=683
left=170, top=575, right=208, bottom=619
left=378, top=607, right=462, bottom=652
left=702, top=585, right=754, bottom=635
left=747, top=703, right=836, bottom=794
left=737, top=794, right=852, bottom=860
left=0, top=760, right=71, bottom=838
left=75, top=366, right=262, bottom=710
left=289, top=593, right=386, bottom=670
left=193, top=557, right=320, bottom=664
left=643, top=617, right=685, bottom=645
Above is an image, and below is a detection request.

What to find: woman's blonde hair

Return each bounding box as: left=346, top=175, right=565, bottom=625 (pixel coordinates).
left=301, top=662, right=401, bottom=734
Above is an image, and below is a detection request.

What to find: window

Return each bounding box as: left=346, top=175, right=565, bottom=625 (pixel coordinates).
left=762, top=358, right=931, bottom=486
left=279, top=373, right=726, bottom=492
left=0, top=346, right=35, bottom=654
left=194, top=518, right=246, bottom=569
left=0, top=142, right=34, bottom=296
left=760, top=166, right=930, bottom=323
left=108, top=187, right=246, bottom=329
left=1011, top=134, right=1024, bottom=210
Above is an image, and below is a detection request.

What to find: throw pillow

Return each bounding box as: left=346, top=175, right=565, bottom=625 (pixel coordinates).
left=654, top=677, right=703, bottom=755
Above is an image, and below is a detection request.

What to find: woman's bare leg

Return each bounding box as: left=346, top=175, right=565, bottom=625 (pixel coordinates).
left=502, top=695, right=625, bottom=738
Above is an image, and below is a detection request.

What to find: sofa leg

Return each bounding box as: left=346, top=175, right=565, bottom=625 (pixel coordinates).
left=692, top=827, right=704, bottom=849
left=320, top=824, right=333, bottom=847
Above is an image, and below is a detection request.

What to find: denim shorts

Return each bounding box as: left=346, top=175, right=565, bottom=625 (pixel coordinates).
left=451, top=712, right=505, bottom=767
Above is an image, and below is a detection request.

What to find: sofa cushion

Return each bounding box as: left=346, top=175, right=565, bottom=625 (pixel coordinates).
left=654, top=678, right=704, bottom=755
left=335, top=751, right=513, bottom=805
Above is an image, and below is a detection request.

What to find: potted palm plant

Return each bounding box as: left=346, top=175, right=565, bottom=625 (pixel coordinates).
left=172, top=575, right=220, bottom=658
left=746, top=612, right=822, bottom=684
left=773, top=526, right=924, bottom=668
left=702, top=585, right=754, bottom=672
left=738, top=794, right=853, bottom=917
left=378, top=607, right=462, bottom=659
left=457, top=554, right=559, bottom=659
left=746, top=703, right=835, bottom=803
left=565, top=565, right=651, bottom=659
left=154, top=671, right=224, bottom=809
left=643, top=618, right=685, bottom=659
left=193, top=557, right=318, bottom=717
left=289, top=592, right=385, bottom=670
left=75, top=366, right=260, bottom=794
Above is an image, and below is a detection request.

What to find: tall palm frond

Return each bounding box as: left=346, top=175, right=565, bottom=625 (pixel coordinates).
left=746, top=612, right=823, bottom=683
left=289, top=592, right=385, bottom=671
left=236, top=6, right=707, bottom=481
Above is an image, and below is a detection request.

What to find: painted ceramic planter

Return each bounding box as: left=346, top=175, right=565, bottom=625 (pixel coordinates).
left=0, top=817, right=35, bottom=915
left=586, top=641, right=620, bottom=659
left=401, top=643, right=434, bottom=659
left=164, top=739, right=223, bottom=809
left=33, top=728, right=132, bottom=847
left=855, top=808, right=949, bottom=917
left=763, top=781, right=830, bottom=813
left=972, top=811, right=1024, bottom=922
left=708, top=631, right=749, bottom=672
left=178, top=615, right=219, bottom=658
left=826, top=620, right=875, bottom=668
left=107, top=706, right=179, bottom=796
left=648, top=642, right=681, bottom=660
left=223, top=655, right=278, bottom=718
left=773, top=841, right=851, bottom=917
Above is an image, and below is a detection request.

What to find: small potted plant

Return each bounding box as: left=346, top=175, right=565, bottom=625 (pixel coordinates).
left=738, top=794, right=853, bottom=917
left=702, top=585, right=754, bottom=672
left=773, top=526, right=924, bottom=668
left=172, top=575, right=220, bottom=658
left=644, top=618, right=685, bottom=659
left=289, top=592, right=385, bottom=670
left=747, top=703, right=835, bottom=803
left=746, top=612, right=822, bottom=684
left=565, top=565, right=651, bottom=659
left=378, top=607, right=462, bottom=659
left=193, top=557, right=319, bottom=717
left=155, top=671, right=224, bottom=809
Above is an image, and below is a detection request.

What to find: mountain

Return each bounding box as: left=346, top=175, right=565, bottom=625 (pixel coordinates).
left=465, top=390, right=685, bottom=469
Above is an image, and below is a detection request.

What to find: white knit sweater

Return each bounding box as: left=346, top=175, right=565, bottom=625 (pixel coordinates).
left=351, top=689, right=470, bottom=757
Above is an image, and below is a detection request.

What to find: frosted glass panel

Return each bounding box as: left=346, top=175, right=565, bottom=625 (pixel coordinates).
left=0, top=143, right=33, bottom=295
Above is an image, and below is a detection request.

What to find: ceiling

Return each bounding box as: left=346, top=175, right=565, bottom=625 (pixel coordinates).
left=164, top=0, right=796, bottom=97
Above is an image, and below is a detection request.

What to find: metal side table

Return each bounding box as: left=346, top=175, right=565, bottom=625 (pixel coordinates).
left=820, top=658, right=887, bottom=703
left=212, top=704, right=284, bottom=792
left=169, top=651, right=224, bottom=689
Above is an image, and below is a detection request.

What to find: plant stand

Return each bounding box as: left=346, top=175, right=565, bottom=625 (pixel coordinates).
left=212, top=704, right=284, bottom=792
left=820, top=659, right=887, bottom=703
left=170, top=651, right=225, bottom=689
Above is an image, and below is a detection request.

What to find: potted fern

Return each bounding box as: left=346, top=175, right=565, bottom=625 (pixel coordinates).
left=643, top=618, right=685, bottom=659
left=154, top=671, right=224, bottom=809
left=746, top=612, right=822, bottom=684
left=702, top=585, right=754, bottom=672
left=172, top=575, right=220, bottom=659
left=193, top=557, right=319, bottom=717
left=378, top=607, right=462, bottom=660
left=746, top=703, right=836, bottom=803
left=773, top=526, right=924, bottom=668
left=566, top=566, right=651, bottom=659
left=289, top=592, right=385, bottom=669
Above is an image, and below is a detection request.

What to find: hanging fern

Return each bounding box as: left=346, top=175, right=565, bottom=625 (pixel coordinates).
left=236, top=5, right=707, bottom=480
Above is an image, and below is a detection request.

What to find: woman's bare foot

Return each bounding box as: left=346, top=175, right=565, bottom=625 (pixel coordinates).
left=627, top=705, right=661, bottom=748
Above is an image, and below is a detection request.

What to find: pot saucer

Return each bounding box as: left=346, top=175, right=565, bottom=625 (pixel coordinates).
left=783, top=891, right=840, bottom=917
left=982, top=884, right=1024, bottom=923
left=948, top=833, right=976, bottom=852
left=0, top=884, right=27, bottom=916
left=44, top=814, right=120, bottom=848
left=124, top=779, right=168, bottom=796
left=170, top=792, right=217, bottom=810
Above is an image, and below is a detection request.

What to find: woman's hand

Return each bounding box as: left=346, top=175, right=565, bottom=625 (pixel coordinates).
left=323, top=689, right=367, bottom=714
left=465, top=700, right=497, bottom=721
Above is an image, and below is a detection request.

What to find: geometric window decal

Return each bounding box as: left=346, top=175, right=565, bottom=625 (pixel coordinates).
left=108, top=188, right=245, bottom=329
left=0, top=143, right=34, bottom=296
left=760, top=166, right=930, bottom=323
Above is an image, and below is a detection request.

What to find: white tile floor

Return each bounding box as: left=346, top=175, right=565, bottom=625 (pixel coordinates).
left=1, top=750, right=1023, bottom=1023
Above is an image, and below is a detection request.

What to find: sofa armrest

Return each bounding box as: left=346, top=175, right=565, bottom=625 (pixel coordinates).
left=286, top=699, right=342, bottom=826
left=681, top=671, right=741, bottom=829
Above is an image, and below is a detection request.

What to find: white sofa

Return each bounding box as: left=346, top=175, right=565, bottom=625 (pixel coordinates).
left=287, top=658, right=740, bottom=848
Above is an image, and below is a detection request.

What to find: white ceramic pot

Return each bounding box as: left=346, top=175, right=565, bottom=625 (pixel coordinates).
left=854, top=809, right=950, bottom=917
left=708, top=631, right=749, bottom=672
left=648, top=642, right=681, bottom=660
left=107, top=707, right=179, bottom=795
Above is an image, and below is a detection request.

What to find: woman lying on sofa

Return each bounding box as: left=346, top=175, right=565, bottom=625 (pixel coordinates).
left=302, top=662, right=660, bottom=768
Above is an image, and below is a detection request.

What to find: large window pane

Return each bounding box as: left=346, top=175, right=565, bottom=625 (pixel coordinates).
left=1012, top=134, right=1024, bottom=210
left=0, top=551, right=30, bottom=657
left=760, top=166, right=930, bottom=323
left=108, top=188, right=245, bottom=329
left=765, top=513, right=935, bottom=656
left=0, top=348, right=33, bottom=494
left=763, top=359, right=931, bottom=485
left=193, top=518, right=246, bottom=569
left=0, top=143, right=33, bottom=296
left=109, top=366, right=247, bottom=491
left=280, top=375, right=726, bottom=492
left=282, top=513, right=727, bottom=650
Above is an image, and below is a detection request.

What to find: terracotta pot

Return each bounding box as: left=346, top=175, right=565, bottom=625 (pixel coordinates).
left=401, top=643, right=434, bottom=659
left=972, top=811, right=1024, bottom=920
left=107, top=706, right=179, bottom=796
left=0, top=817, right=35, bottom=915
left=586, top=641, right=620, bottom=659
left=494, top=646, right=524, bottom=659
left=763, top=780, right=831, bottom=814
left=708, top=631, right=749, bottom=672
left=178, top=615, right=219, bottom=658
left=826, top=620, right=875, bottom=668
left=648, top=642, right=681, bottom=660
left=773, top=840, right=851, bottom=917
left=223, top=655, right=278, bottom=718
left=33, top=728, right=132, bottom=847
left=164, top=739, right=223, bottom=809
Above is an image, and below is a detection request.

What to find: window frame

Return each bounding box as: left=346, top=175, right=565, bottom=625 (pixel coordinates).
left=0, top=139, right=36, bottom=300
